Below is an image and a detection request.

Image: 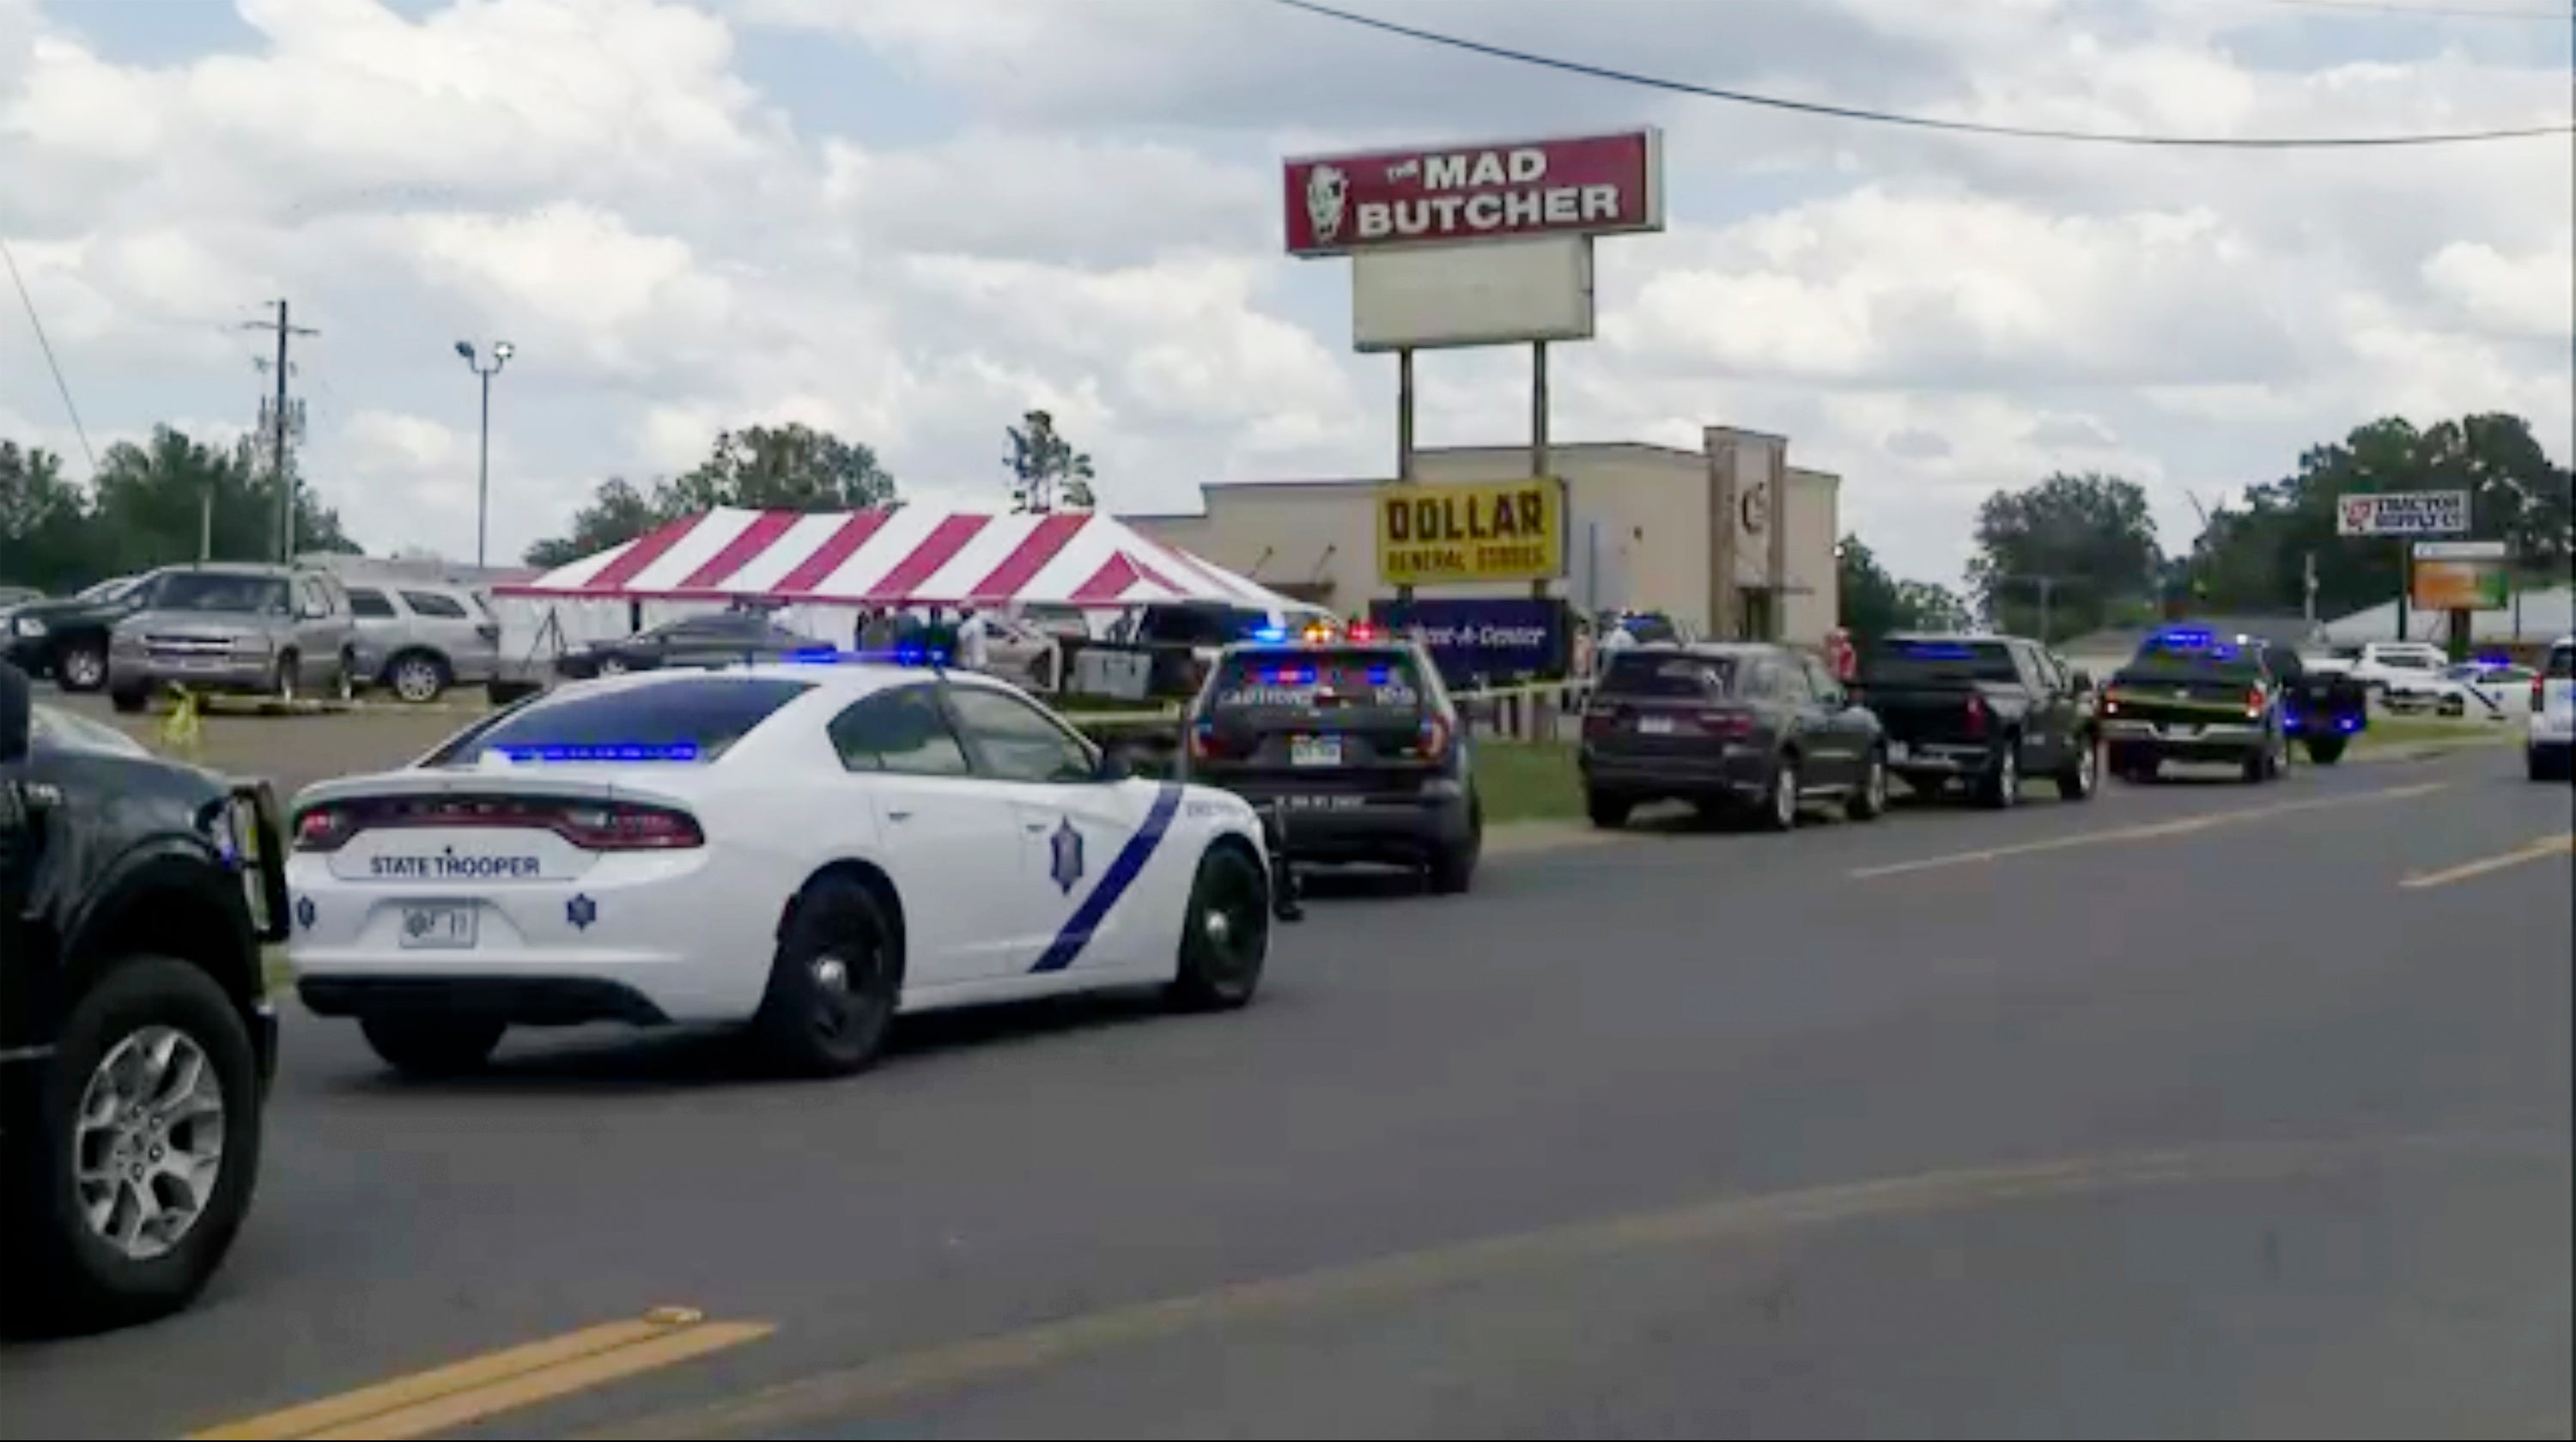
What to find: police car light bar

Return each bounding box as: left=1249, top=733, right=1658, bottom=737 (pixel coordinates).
left=781, top=646, right=951, bottom=667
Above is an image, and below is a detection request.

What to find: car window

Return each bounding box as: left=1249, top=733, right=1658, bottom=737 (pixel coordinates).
left=2380, top=651, right=2433, bottom=670
left=401, top=590, right=471, bottom=619
left=348, top=588, right=397, bottom=619
left=827, top=685, right=971, bottom=777
left=428, top=677, right=812, bottom=764
left=1862, top=638, right=2020, bottom=684
left=1776, top=654, right=1815, bottom=703
left=155, top=572, right=289, bottom=614
left=2546, top=644, right=2573, bottom=679
left=1209, top=648, right=1426, bottom=714
left=1599, top=651, right=1735, bottom=698
left=945, top=685, right=1097, bottom=784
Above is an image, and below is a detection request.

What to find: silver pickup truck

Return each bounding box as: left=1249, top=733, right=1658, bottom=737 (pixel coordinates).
left=106, top=564, right=359, bottom=712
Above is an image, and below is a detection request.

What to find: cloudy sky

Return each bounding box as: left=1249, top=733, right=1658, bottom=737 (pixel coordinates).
left=2, top=0, right=2567, bottom=587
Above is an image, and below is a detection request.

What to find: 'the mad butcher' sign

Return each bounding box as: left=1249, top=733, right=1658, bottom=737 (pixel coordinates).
left=1285, top=130, right=1664, bottom=257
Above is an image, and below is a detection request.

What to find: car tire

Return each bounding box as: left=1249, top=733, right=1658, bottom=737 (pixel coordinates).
left=1170, top=846, right=1270, bottom=1012
left=108, top=685, right=148, bottom=715
left=752, top=876, right=899, bottom=1077
left=2305, top=734, right=2348, bottom=766
left=359, top=1016, right=505, bottom=1078
left=56, top=641, right=108, bottom=693
left=270, top=653, right=299, bottom=703
left=2056, top=737, right=2099, bottom=801
left=595, top=656, right=629, bottom=678
left=2530, top=746, right=2572, bottom=782
left=2244, top=730, right=2287, bottom=784
left=1586, top=790, right=1633, bottom=830
left=329, top=651, right=356, bottom=704
left=1846, top=745, right=1889, bottom=821
left=1761, top=756, right=1801, bottom=832
left=1425, top=801, right=1480, bottom=896
left=1975, top=741, right=2021, bottom=809
left=386, top=651, right=450, bottom=704
left=0, top=957, right=262, bottom=1336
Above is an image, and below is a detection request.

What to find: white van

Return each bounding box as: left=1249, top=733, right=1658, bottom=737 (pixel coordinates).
left=2528, top=636, right=2573, bottom=781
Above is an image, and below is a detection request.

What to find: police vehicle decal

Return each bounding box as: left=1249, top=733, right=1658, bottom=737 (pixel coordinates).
left=1030, top=782, right=1185, bottom=975
left=1048, top=818, right=1085, bottom=895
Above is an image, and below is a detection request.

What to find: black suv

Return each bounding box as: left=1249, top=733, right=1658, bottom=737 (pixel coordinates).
left=0, top=661, right=289, bottom=1331
left=1178, top=636, right=1482, bottom=892
left=3, top=574, right=149, bottom=694
left=1581, top=642, right=1889, bottom=831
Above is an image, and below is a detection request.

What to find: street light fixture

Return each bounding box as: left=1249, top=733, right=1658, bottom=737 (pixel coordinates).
left=456, top=339, right=515, bottom=567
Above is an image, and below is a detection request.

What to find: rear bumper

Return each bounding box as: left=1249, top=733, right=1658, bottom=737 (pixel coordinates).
left=1580, top=746, right=1769, bottom=802
left=299, top=975, right=670, bottom=1026
left=1255, top=792, right=1472, bottom=861
left=1885, top=738, right=1997, bottom=782
left=2102, top=718, right=2266, bottom=759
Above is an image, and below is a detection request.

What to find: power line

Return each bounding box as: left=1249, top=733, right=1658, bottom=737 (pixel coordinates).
left=0, top=234, right=100, bottom=474
left=2221, top=0, right=2567, bottom=19
left=1270, top=0, right=2576, bottom=148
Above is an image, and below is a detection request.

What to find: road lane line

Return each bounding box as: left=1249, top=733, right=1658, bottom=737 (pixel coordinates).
left=2399, top=834, right=2575, bottom=891
left=575, top=1131, right=2557, bottom=1441
left=185, top=1308, right=772, bottom=1441
left=1850, top=782, right=2446, bottom=879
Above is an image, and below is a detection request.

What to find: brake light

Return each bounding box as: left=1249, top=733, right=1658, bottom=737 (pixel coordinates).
left=2535, top=676, right=2547, bottom=709
left=1582, top=705, right=1618, bottom=739
left=289, top=796, right=703, bottom=852
left=1188, top=720, right=1249, bottom=763
left=1962, top=694, right=1988, bottom=738
left=1695, top=710, right=1755, bottom=739
left=1346, top=622, right=1379, bottom=642
left=2099, top=689, right=2122, bottom=715
left=2244, top=685, right=2264, bottom=719
left=1418, top=713, right=1452, bottom=762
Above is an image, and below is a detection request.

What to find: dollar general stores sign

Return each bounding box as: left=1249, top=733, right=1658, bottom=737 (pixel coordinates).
left=1376, top=478, right=1566, bottom=586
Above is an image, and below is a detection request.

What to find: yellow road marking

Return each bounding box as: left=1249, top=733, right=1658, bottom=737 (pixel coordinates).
left=187, top=1309, right=772, bottom=1441
left=576, top=1132, right=2555, bottom=1440
left=2400, top=834, right=2575, bottom=891
left=1850, top=782, right=2446, bottom=879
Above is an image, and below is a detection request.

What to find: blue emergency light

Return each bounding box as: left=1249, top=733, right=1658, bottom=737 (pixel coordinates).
left=495, top=742, right=702, bottom=763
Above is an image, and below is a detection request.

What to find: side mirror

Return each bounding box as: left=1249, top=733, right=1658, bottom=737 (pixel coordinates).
left=0, top=659, right=28, bottom=764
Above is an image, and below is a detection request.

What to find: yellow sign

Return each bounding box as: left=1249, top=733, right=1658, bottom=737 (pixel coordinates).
left=1376, top=478, right=1566, bottom=586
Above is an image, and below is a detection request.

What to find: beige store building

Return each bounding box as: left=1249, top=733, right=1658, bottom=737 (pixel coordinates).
left=1128, top=427, right=1842, bottom=645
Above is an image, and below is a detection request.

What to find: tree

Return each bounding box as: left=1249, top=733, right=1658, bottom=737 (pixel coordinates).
left=85, top=426, right=356, bottom=575
left=1838, top=535, right=1971, bottom=642
left=1005, top=410, right=1096, bottom=513
left=1965, top=472, right=2163, bottom=643
left=524, top=424, right=899, bottom=568
left=2184, top=413, right=2573, bottom=619
left=0, top=441, right=96, bottom=593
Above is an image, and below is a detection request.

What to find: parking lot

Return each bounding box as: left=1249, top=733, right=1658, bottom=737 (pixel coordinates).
left=4, top=695, right=2570, bottom=1439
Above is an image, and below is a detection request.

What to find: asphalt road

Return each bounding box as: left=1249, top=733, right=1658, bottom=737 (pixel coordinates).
left=2, top=728, right=2567, bottom=1439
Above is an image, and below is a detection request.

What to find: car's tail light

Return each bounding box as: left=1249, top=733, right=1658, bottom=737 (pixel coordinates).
left=1582, top=703, right=1619, bottom=739
left=1693, top=709, right=1755, bottom=739
left=2534, top=676, right=2547, bottom=710
left=1963, top=694, right=1989, bottom=738
left=291, top=795, right=703, bottom=852
left=2099, top=689, right=2123, bottom=716
left=2244, top=685, right=2264, bottom=719
left=1418, top=714, right=1453, bottom=762
left=1189, top=721, right=1250, bottom=763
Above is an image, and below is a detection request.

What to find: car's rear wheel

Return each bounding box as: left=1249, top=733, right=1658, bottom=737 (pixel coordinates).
left=753, top=877, right=898, bottom=1076
left=1425, top=800, right=1480, bottom=895
left=387, top=651, right=450, bottom=704
left=2057, top=737, right=2098, bottom=800
left=1170, top=846, right=1269, bottom=1011
left=108, top=684, right=148, bottom=715
left=1975, top=743, right=2020, bottom=809
left=270, top=653, right=299, bottom=703
left=1585, top=789, right=1633, bottom=830
left=0, top=957, right=261, bottom=1336
left=2530, top=745, right=2572, bottom=782
left=1761, top=757, right=1801, bottom=831
left=56, top=641, right=108, bottom=693
left=360, top=1016, right=505, bottom=1078
left=1846, top=746, right=1889, bottom=821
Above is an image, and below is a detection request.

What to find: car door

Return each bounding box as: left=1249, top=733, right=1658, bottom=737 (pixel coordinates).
left=1770, top=649, right=1850, bottom=787
left=1801, top=652, right=1873, bottom=776
left=823, top=683, right=1028, bottom=988
left=291, top=576, right=341, bottom=684
left=2012, top=642, right=2070, bottom=772
left=941, top=684, right=1165, bottom=980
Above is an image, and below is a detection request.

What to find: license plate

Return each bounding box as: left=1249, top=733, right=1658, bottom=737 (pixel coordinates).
left=1291, top=736, right=1343, bottom=767
left=1284, top=794, right=1363, bottom=810
left=1637, top=715, right=1675, bottom=734
left=1886, top=739, right=1910, bottom=762
left=398, top=904, right=477, bottom=950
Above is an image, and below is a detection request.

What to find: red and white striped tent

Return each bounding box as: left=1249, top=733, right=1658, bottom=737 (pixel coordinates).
left=492, top=507, right=1304, bottom=611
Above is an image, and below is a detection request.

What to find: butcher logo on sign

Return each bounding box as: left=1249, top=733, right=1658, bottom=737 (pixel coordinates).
left=1305, top=165, right=1350, bottom=244
left=2342, top=496, right=2375, bottom=534
left=1741, top=483, right=1770, bottom=535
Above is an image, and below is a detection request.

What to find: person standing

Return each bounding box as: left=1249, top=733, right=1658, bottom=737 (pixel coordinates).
left=956, top=605, right=992, bottom=673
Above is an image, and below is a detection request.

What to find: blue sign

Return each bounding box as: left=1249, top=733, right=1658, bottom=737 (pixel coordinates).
left=1368, top=598, right=1568, bottom=683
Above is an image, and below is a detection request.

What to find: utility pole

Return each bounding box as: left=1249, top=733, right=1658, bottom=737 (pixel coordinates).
left=455, top=340, right=514, bottom=567
left=2301, top=551, right=2319, bottom=634
left=242, top=301, right=317, bottom=563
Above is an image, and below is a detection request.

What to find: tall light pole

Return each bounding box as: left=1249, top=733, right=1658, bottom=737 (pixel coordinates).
left=455, top=339, right=514, bottom=566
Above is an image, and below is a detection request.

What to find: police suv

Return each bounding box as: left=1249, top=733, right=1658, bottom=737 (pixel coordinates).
left=284, top=659, right=1297, bottom=1079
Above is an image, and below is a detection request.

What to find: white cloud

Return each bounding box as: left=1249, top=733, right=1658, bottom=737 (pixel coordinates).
left=0, top=0, right=2566, bottom=589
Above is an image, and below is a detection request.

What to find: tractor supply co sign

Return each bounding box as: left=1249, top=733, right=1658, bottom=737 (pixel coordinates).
left=1285, top=130, right=1663, bottom=256
left=2336, top=491, right=2469, bottom=538
left=1376, top=478, right=1567, bottom=586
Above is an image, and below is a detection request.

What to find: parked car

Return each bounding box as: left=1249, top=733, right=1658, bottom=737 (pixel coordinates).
left=1, top=660, right=289, bottom=1331
left=344, top=581, right=502, bottom=703
left=1177, top=633, right=1480, bottom=891
left=106, top=564, right=359, bottom=713
left=1851, top=634, right=2098, bottom=806
left=1580, top=642, right=1888, bottom=831
left=2312, top=641, right=2451, bottom=702
left=2528, top=636, right=2573, bottom=781
left=4, top=575, right=149, bottom=693
left=0, top=585, right=43, bottom=613
left=2099, top=627, right=2363, bottom=780
left=553, top=611, right=819, bottom=680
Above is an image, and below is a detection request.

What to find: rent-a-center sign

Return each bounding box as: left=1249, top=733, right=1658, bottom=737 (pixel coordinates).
left=1285, top=130, right=1664, bottom=256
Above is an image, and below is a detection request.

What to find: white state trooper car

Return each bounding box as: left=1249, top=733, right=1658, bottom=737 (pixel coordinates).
left=283, top=660, right=1298, bottom=1078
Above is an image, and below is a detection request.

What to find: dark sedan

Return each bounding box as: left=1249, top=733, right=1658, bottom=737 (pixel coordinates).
left=1580, top=642, right=1889, bottom=831
left=553, top=612, right=821, bottom=680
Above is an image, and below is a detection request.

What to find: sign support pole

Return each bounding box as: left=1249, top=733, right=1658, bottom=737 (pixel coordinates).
left=1395, top=347, right=1416, bottom=604
left=1530, top=340, right=1550, bottom=602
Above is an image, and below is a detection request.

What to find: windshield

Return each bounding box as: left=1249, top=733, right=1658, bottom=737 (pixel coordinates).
left=2547, top=644, right=2574, bottom=679
left=425, top=677, right=812, bottom=764
left=1599, top=651, right=1737, bottom=698
left=147, top=571, right=288, bottom=615
left=1861, top=639, right=2018, bottom=684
